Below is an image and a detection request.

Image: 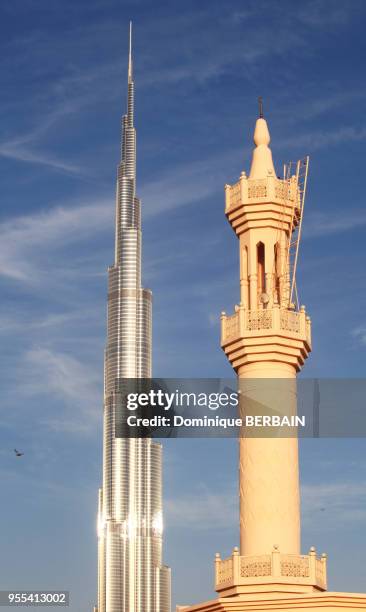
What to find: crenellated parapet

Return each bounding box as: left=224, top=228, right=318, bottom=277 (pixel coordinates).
left=221, top=304, right=311, bottom=371
left=215, top=546, right=327, bottom=596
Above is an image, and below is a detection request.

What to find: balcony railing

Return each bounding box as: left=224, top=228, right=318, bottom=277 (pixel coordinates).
left=215, top=546, right=327, bottom=592
left=225, top=174, right=299, bottom=214
left=221, top=306, right=311, bottom=347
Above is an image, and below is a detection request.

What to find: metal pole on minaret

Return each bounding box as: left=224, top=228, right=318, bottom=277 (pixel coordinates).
left=258, top=96, right=263, bottom=118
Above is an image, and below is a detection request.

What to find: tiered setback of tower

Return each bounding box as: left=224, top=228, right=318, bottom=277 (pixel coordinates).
left=180, top=115, right=366, bottom=611
left=94, top=26, right=171, bottom=612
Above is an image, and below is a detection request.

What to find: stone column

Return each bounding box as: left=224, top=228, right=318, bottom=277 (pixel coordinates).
left=240, top=245, right=249, bottom=308
left=249, top=273, right=258, bottom=310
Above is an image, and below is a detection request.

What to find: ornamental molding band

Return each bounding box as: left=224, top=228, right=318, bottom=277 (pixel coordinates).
left=179, top=108, right=366, bottom=612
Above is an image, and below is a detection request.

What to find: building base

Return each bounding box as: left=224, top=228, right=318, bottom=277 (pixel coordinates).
left=180, top=548, right=366, bottom=612
left=182, top=591, right=366, bottom=612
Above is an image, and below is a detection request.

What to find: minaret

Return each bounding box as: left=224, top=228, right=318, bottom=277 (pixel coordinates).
left=94, top=23, right=171, bottom=612
left=178, top=104, right=366, bottom=612
left=218, top=105, right=325, bottom=594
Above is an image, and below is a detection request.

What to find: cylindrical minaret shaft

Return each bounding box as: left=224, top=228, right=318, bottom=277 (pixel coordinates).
left=238, top=363, right=300, bottom=556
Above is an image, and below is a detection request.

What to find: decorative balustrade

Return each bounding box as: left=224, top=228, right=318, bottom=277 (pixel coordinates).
left=240, top=555, right=271, bottom=578
left=217, top=557, right=233, bottom=585
left=225, top=175, right=298, bottom=214
left=247, top=309, right=273, bottom=331
left=229, top=180, right=241, bottom=207
left=215, top=547, right=327, bottom=592
left=306, top=316, right=312, bottom=346
left=221, top=306, right=311, bottom=347
left=280, top=309, right=301, bottom=334
left=315, top=556, right=327, bottom=590
left=280, top=554, right=310, bottom=578
left=247, top=178, right=268, bottom=199
left=224, top=312, right=240, bottom=340
left=274, top=179, right=288, bottom=200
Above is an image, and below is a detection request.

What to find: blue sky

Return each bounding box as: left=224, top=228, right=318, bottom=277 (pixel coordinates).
left=0, top=0, right=366, bottom=609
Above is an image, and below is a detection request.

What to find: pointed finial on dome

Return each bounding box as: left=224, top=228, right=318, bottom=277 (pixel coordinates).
left=253, top=117, right=271, bottom=147
left=249, top=99, right=276, bottom=179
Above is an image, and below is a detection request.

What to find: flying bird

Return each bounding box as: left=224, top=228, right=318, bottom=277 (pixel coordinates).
left=14, top=449, right=24, bottom=457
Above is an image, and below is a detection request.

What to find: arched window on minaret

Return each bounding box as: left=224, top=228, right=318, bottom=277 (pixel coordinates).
left=257, top=242, right=265, bottom=307
left=274, top=242, right=281, bottom=305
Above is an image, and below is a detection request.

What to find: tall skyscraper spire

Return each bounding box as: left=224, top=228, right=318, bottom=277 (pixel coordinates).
left=93, top=24, right=171, bottom=612
left=128, top=21, right=133, bottom=84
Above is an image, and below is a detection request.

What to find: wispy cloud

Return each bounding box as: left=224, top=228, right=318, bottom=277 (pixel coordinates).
left=299, top=89, right=366, bottom=122
left=0, top=310, right=95, bottom=335
left=0, top=94, right=98, bottom=174
left=279, top=126, right=366, bottom=153
left=0, top=142, right=83, bottom=174
left=1, top=140, right=363, bottom=288
left=22, top=347, right=101, bottom=433
left=141, top=151, right=239, bottom=217
left=140, top=20, right=305, bottom=88
left=295, top=0, right=350, bottom=28
left=0, top=147, right=238, bottom=284
left=0, top=2, right=359, bottom=179
left=0, top=200, right=112, bottom=282
left=305, top=210, right=366, bottom=239
left=0, top=30, right=121, bottom=172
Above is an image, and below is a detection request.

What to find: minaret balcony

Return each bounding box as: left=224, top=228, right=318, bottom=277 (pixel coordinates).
left=225, top=174, right=300, bottom=236
left=215, top=546, right=327, bottom=596
left=221, top=305, right=311, bottom=371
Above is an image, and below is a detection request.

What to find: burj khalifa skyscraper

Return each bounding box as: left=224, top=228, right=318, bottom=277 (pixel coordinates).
left=94, top=24, right=171, bottom=612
